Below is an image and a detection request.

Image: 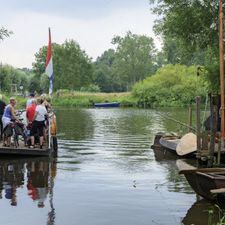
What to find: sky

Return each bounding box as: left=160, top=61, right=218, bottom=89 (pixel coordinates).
left=0, top=0, right=161, bottom=68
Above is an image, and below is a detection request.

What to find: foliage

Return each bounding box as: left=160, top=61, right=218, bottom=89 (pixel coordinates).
left=112, top=31, right=157, bottom=90
left=132, top=64, right=209, bottom=107
left=80, top=84, right=100, bottom=92
left=149, top=1, right=219, bottom=66
left=0, top=64, right=31, bottom=93
left=32, top=39, right=93, bottom=92
left=94, top=32, right=158, bottom=92
left=0, top=27, right=13, bottom=41
left=52, top=91, right=137, bottom=107
left=94, top=49, right=121, bottom=92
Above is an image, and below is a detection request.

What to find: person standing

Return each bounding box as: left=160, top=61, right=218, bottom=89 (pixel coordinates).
left=26, top=93, right=35, bottom=108
left=30, top=98, right=48, bottom=149
left=0, top=95, right=6, bottom=140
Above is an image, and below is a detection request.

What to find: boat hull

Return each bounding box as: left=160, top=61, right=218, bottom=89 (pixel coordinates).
left=151, top=133, right=195, bottom=160
left=177, top=160, right=225, bottom=201
left=94, top=102, right=120, bottom=107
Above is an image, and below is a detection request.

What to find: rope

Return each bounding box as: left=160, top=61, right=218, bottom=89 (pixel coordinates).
left=156, top=111, right=196, bottom=132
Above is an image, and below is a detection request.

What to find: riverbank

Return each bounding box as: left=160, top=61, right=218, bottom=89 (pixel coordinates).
left=1, top=92, right=138, bottom=108
left=52, top=91, right=138, bottom=107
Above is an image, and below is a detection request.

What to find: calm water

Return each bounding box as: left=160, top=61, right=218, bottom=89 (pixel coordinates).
left=0, top=108, right=222, bottom=225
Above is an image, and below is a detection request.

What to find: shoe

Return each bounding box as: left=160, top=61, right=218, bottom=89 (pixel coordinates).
left=29, top=145, right=34, bottom=149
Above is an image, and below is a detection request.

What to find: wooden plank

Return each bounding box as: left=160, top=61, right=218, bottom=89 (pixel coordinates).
left=176, top=159, right=225, bottom=174
left=210, top=188, right=225, bottom=194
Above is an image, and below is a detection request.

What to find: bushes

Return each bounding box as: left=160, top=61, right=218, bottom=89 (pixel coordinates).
left=132, top=64, right=208, bottom=107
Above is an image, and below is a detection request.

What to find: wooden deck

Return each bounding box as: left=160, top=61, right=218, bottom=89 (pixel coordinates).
left=0, top=141, right=51, bottom=157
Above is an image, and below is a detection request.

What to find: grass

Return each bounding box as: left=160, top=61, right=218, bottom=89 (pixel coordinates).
left=1, top=91, right=138, bottom=108
left=51, top=91, right=138, bottom=107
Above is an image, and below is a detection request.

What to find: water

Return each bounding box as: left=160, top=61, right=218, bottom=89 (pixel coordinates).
left=0, top=108, right=222, bottom=225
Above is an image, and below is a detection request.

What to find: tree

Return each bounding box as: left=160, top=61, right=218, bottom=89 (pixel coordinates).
left=32, top=40, right=93, bottom=92
left=0, top=27, right=12, bottom=41
left=94, top=49, right=121, bottom=92
left=0, top=64, right=31, bottom=93
left=112, top=31, right=157, bottom=90
left=150, top=1, right=219, bottom=50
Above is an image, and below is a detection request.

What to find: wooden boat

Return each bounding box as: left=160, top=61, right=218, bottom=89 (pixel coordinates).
left=94, top=102, right=120, bottom=108
left=151, top=132, right=196, bottom=159
left=177, top=160, right=225, bottom=201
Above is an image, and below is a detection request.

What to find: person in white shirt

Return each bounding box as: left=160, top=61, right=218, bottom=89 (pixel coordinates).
left=30, top=98, right=48, bottom=149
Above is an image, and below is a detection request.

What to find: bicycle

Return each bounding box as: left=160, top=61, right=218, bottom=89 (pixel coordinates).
left=3, top=110, right=27, bottom=148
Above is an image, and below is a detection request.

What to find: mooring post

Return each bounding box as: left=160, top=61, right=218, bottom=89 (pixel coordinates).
left=208, top=96, right=217, bottom=167
left=196, top=96, right=201, bottom=167
left=188, top=106, right=192, bottom=132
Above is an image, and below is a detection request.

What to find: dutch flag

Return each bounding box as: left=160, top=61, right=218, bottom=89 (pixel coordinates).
left=45, top=28, right=54, bottom=95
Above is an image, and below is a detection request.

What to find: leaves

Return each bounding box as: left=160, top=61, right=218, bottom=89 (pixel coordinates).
left=32, top=40, right=93, bottom=91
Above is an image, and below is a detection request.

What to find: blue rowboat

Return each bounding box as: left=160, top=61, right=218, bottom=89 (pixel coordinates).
left=94, top=102, right=120, bottom=108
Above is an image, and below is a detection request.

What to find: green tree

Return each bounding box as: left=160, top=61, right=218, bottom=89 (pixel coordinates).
left=32, top=40, right=93, bottom=92
left=112, top=31, right=157, bottom=90
left=0, top=27, right=12, bottom=41
left=0, top=64, right=31, bottom=93
left=133, top=64, right=208, bottom=107
left=94, top=49, right=122, bottom=92
left=149, top=1, right=220, bottom=65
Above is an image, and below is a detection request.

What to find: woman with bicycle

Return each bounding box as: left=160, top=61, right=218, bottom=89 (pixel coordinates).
left=2, top=97, right=20, bottom=147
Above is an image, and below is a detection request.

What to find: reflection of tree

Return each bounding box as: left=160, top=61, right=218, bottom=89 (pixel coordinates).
left=157, top=160, right=194, bottom=194
left=182, top=199, right=223, bottom=225
left=56, top=108, right=94, bottom=140
left=105, top=109, right=154, bottom=135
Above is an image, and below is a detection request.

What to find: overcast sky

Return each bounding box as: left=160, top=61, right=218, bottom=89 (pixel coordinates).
left=0, top=0, right=160, bottom=68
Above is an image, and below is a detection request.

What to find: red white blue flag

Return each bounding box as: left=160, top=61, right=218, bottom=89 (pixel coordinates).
left=45, top=28, right=54, bottom=95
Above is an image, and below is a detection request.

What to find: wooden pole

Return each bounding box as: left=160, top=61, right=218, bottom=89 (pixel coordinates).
left=208, top=97, right=217, bottom=167
left=188, top=106, right=192, bottom=132
left=219, top=0, right=225, bottom=152
left=196, top=96, right=201, bottom=167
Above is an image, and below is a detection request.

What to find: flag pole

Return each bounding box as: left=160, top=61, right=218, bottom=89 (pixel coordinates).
left=219, top=0, right=225, bottom=156
left=45, top=27, right=53, bottom=96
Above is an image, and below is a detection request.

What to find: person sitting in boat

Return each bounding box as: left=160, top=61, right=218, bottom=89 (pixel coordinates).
left=30, top=98, right=48, bottom=149
left=2, top=97, right=20, bottom=147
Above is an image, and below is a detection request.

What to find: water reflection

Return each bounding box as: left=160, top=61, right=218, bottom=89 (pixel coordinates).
left=182, top=199, right=223, bottom=225
left=0, top=157, right=56, bottom=224
left=56, top=108, right=94, bottom=140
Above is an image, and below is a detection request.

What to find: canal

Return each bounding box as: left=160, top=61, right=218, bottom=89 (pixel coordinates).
left=0, top=108, right=222, bottom=225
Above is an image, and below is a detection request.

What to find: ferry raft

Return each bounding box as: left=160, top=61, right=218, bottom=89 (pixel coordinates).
left=0, top=113, right=58, bottom=157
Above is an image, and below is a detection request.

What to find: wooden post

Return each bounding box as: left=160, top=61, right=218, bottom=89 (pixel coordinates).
left=188, top=106, right=192, bottom=132
left=196, top=96, right=201, bottom=167
left=208, top=96, right=217, bottom=167
left=219, top=0, right=225, bottom=154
